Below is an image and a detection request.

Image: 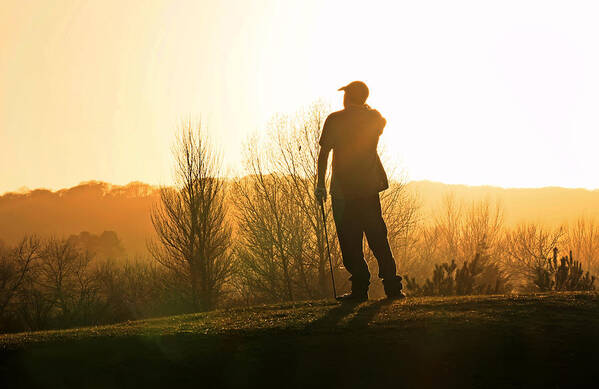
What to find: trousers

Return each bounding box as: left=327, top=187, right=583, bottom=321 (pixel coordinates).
left=331, top=193, right=397, bottom=291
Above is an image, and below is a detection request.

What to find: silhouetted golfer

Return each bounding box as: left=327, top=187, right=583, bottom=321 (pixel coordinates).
left=315, top=81, right=404, bottom=301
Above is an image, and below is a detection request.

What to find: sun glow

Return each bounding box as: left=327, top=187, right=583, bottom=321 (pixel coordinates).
left=2, top=0, right=599, bottom=193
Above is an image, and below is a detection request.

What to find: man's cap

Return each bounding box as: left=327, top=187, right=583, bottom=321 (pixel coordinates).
left=338, top=81, right=369, bottom=102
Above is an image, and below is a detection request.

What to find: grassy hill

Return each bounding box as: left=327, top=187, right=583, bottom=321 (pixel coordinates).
left=2, top=293, right=599, bottom=388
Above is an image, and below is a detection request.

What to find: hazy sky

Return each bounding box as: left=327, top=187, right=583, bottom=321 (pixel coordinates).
left=2, top=0, right=599, bottom=193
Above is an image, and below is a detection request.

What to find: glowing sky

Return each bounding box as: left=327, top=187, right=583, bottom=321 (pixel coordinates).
left=2, top=0, right=599, bottom=193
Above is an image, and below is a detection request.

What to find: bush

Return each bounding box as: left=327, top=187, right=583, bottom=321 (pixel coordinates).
left=405, top=253, right=510, bottom=297
left=533, top=248, right=595, bottom=292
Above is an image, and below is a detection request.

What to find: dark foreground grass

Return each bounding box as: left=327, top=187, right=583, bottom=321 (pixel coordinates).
left=2, top=293, right=599, bottom=388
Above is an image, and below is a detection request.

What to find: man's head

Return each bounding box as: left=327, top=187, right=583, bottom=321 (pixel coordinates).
left=339, top=81, right=369, bottom=107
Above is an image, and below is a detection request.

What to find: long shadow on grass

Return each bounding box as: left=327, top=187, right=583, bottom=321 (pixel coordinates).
left=304, top=302, right=358, bottom=332
left=305, top=299, right=395, bottom=332
left=346, top=299, right=393, bottom=329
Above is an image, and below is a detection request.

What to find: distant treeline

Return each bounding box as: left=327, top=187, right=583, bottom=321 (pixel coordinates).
left=0, top=181, right=159, bottom=256
left=3, top=180, right=599, bottom=258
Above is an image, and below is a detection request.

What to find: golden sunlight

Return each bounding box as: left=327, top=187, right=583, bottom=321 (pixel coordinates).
left=2, top=0, right=599, bottom=192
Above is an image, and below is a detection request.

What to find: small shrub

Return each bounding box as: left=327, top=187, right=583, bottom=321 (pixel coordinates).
left=405, top=253, right=510, bottom=297
left=533, top=248, right=595, bottom=292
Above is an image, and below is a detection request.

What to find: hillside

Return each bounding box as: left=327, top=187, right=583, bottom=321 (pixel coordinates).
left=2, top=180, right=599, bottom=257
left=2, top=293, right=599, bottom=388
left=408, top=180, right=599, bottom=225
left=0, top=181, right=159, bottom=256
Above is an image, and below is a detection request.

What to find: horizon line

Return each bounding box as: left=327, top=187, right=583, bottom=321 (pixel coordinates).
left=3, top=178, right=599, bottom=197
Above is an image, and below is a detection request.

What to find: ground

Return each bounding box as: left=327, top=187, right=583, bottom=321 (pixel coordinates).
left=2, top=293, right=599, bottom=388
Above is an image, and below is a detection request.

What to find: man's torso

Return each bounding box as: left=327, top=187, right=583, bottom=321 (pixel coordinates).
left=319, top=105, right=389, bottom=199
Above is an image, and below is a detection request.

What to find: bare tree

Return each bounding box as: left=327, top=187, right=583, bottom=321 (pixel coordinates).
left=37, top=237, right=97, bottom=325
left=12, top=237, right=99, bottom=330
left=504, top=222, right=565, bottom=289
left=231, top=103, right=345, bottom=303
left=231, top=139, right=307, bottom=302
left=566, top=216, right=599, bottom=275
left=150, top=120, right=232, bottom=311
left=0, top=236, right=40, bottom=321
left=269, top=102, right=342, bottom=296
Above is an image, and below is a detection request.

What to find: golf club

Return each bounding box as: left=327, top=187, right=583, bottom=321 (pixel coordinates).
left=319, top=198, right=337, bottom=300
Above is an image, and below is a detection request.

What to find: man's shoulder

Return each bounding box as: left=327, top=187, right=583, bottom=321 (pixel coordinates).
left=364, top=106, right=383, bottom=118
left=325, top=107, right=385, bottom=124
left=323, top=110, right=346, bottom=130
left=362, top=107, right=385, bottom=126
left=334, top=106, right=384, bottom=116
left=325, top=110, right=345, bottom=121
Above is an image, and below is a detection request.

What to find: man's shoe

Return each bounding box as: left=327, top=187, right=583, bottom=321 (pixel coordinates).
left=383, top=276, right=405, bottom=299
left=336, top=291, right=368, bottom=303
left=386, top=290, right=406, bottom=300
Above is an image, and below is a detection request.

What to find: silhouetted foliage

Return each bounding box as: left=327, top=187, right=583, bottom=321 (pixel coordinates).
left=405, top=252, right=510, bottom=297
left=0, top=237, right=40, bottom=326
left=0, top=233, right=200, bottom=333
left=566, top=216, right=599, bottom=277
left=67, top=231, right=126, bottom=261
left=149, top=121, right=233, bottom=311
left=504, top=223, right=565, bottom=289
left=533, top=248, right=595, bottom=292
left=231, top=104, right=343, bottom=304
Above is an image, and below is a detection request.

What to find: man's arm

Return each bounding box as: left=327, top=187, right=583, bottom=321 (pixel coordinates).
left=373, top=109, right=387, bottom=135
left=315, top=145, right=331, bottom=202
left=316, top=145, right=331, bottom=189
left=315, top=114, right=333, bottom=202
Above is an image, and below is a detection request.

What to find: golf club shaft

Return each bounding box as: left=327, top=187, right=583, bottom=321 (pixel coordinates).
left=320, top=199, right=337, bottom=299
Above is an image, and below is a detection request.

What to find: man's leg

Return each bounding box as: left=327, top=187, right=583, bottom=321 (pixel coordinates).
left=332, top=197, right=370, bottom=295
left=360, top=194, right=404, bottom=297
